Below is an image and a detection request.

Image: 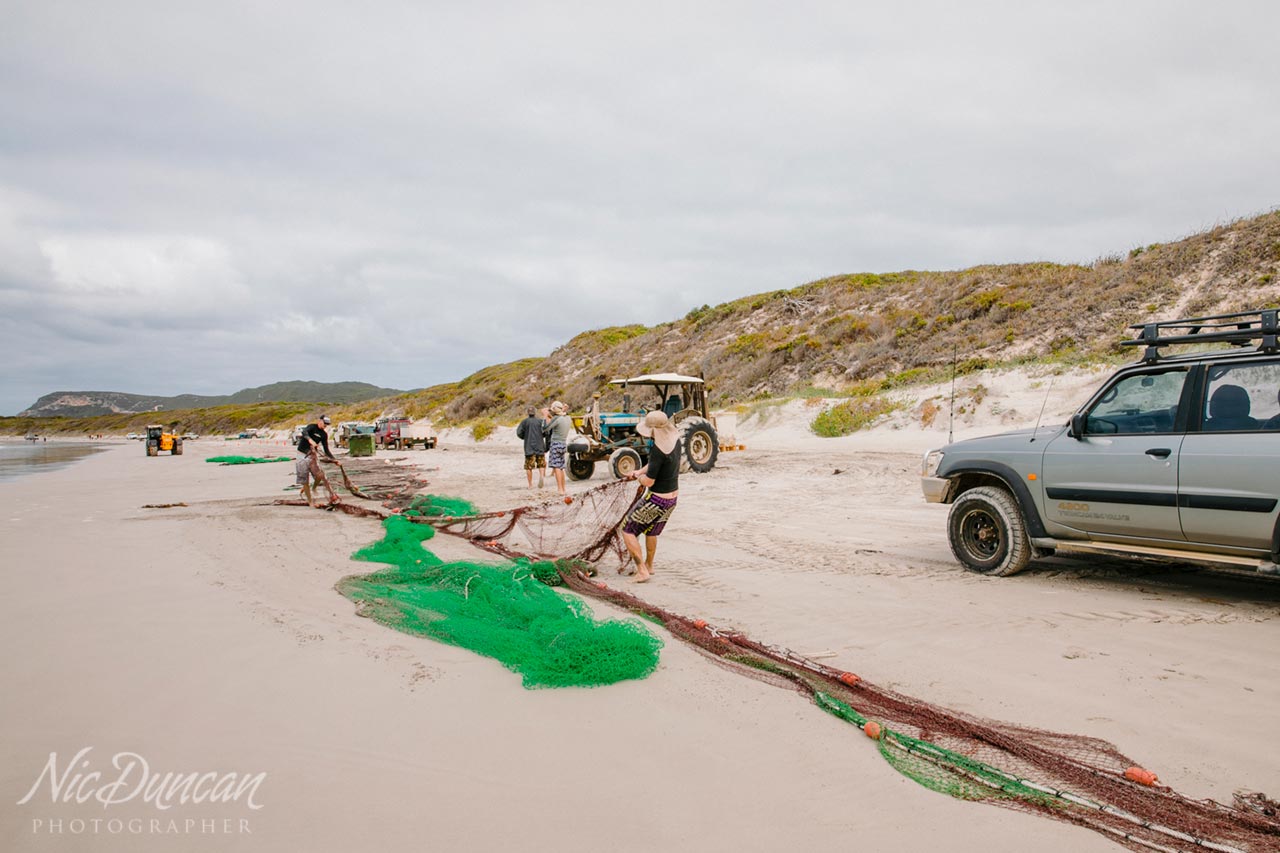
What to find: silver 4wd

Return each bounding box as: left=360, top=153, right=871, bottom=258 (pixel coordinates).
left=922, top=310, right=1280, bottom=577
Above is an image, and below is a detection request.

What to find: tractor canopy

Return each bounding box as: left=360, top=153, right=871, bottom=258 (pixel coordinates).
left=608, top=374, right=707, bottom=420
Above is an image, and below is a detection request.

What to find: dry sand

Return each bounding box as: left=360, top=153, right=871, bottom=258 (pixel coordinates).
left=3, top=369, right=1279, bottom=852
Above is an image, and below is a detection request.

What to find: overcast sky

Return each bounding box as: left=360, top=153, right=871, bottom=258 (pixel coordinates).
left=2, top=1, right=1278, bottom=415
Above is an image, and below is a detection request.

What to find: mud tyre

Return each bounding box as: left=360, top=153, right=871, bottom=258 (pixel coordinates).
left=146, top=442, right=158, bottom=457
left=947, top=485, right=1031, bottom=576
left=173, top=439, right=183, bottom=456
left=679, top=417, right=718, bottom=473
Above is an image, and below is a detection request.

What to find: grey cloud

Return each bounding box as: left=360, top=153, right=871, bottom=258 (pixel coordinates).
left=2, top=1, right=1279, bottom=414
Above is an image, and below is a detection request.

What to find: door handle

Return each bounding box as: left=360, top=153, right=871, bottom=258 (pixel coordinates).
left=1145, top=448, right=1172, bottom=459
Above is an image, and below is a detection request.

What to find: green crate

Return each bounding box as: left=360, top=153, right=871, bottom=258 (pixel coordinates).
left=347, top=433, right=375, bottom=457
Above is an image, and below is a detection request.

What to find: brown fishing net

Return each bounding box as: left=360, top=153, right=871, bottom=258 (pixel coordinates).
left=417, top=478, right=1280, bottom=853
left=421, top=478, right=641, bottom=565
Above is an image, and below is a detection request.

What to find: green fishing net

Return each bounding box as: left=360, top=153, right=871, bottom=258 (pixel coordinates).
left=205, top=455, right=292, bottom=464
left=403, top=494, right=477, bottom=518
left=337, top=514, right=662, bottom=688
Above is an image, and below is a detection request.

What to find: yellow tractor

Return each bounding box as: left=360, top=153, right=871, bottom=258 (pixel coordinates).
left=144, top=424, right=184, bottom=457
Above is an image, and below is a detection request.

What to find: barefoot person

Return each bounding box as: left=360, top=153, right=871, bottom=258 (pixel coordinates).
left=622, top=411, right=681, bottom=583
left=515, top=407, right=548, bottom=489
left=544, top=401, right=573, bottom=496
left=296, top=415, right=340, bottom=508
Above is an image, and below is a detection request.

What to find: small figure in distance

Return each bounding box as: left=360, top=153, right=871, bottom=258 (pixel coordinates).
left=621, top=411, right=682, bottom=583
left=544, top=401, right=573, bottom=496
left=515, top=406, right=549, bottom=489
left=296, top=415, right=340, bottom=509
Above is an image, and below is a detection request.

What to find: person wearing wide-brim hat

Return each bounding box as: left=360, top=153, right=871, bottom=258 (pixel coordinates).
left=621, top=410, right=681, bottom=583
left=543, top=400, right=574, bottom=496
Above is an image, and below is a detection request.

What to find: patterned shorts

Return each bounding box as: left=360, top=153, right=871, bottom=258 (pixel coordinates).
left=623, top=493, right=678, bottom=537
left=524, top=453, right=546, bottom=470
left=547, top=441, right=567, bottom=470
left=295, top=452, right=315, bottom=485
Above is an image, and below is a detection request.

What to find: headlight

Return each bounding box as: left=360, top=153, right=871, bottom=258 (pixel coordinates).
left=921, top=449, right=944, bottom=478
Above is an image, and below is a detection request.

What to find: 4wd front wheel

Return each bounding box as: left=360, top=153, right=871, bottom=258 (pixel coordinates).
left=947, top=486, right=1031, bottom=576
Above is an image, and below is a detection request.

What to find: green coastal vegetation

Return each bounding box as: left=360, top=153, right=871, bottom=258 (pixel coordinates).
left=6, top=211, right=1279, bottom=440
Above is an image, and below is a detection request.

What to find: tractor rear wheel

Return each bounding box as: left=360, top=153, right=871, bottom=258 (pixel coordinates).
left=173, top=439, right=183, bottom=456
left=680, top=417, right=718, bottom=473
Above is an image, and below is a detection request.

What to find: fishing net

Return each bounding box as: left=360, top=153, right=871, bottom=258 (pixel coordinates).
left=403, top=494, right=478, bottom=518
left=323, top=456, right=431, bottom=508
left=413, top=478, right=1280, bottom=853
left=335, top=514, right=662, bottom=689
left=421, top=478, right=642, bottom=565
left=205, top=455, right=292, bottom=464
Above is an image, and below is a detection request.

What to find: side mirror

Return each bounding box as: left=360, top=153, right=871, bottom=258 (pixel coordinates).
left=1069, top=413, right=1087, bottom=440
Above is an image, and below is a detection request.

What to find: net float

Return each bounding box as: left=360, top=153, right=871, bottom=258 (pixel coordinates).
left=1124, top=766, right=1159, bottom=786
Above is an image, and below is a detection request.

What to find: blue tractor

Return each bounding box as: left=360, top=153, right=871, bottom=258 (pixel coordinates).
left=566, top=373, right=720, bottom=480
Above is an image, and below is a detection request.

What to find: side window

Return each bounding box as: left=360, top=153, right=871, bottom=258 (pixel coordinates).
left=1200, top=362, right=1280, bottom=433
left=1085, top=369, right=1187, bottom=435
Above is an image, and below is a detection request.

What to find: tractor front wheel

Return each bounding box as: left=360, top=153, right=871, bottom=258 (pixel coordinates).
left=172, top=439, right=183, bottom=456
left=568, top=457, right=596, bottom=481
left=609, top=447, right=643, bottom=480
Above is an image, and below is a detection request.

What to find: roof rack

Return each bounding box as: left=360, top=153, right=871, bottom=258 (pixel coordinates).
left=1122, top=309, right=1279, bottom=363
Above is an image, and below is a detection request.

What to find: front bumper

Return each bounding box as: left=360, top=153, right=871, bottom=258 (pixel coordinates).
left=921, top=476, right=953, bottom=503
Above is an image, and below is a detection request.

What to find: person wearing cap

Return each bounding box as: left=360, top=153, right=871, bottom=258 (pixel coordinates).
left=515, top=406, right=549, bottom=489
left=543, top=401, right=574, bottom=496
left=622, top=410, right=681, bottom=583
left=296, top=414, right=339, bottom=508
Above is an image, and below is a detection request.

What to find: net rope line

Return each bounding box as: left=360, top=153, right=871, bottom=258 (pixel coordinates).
left=414, top=478, right=1280, bottom=853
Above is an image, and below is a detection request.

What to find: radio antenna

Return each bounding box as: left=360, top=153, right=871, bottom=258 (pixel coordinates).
left=1030, top=376, right=1055, bottom=442
left=948, top=343, right=957, bottom=444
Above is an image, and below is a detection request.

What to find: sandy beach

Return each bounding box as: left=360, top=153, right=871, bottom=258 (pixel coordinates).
left=3, top=371, right=1279, bottom=852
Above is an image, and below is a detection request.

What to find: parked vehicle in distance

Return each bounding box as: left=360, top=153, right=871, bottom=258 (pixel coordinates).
left=182, top=433, right=199, bottom=440
left=144, top=424, right=183, bottom=457
left=922, top=310, right=1280, bottom=578
left=126, top=432, right=139, bottom=440
left=374, top=417, right=412, bottom=449
left=335, top=421, right=376, bottom=448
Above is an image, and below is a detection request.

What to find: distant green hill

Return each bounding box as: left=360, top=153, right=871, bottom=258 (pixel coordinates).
left=19, top=381, right=403, bottom=418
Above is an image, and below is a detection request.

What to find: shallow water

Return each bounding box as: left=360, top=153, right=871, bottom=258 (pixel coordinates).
left=0, top=441, right=107, bottom=484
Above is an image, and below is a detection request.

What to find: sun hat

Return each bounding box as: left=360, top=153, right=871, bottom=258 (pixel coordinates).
left=636, top=410, right=679, bottom=454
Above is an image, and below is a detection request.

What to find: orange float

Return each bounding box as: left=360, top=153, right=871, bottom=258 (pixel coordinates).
left=839, top=672, right=861, bottom=687
left=1124, top=766, right=1159, bottom=786
left=863, top=721, right=882, bottom=740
